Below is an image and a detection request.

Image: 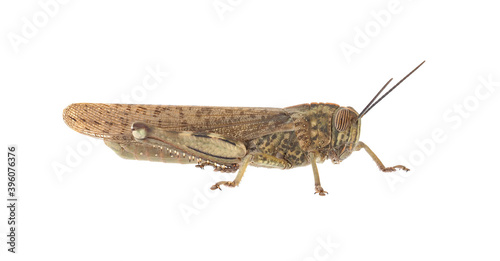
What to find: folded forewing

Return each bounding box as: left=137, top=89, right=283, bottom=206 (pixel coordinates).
left=63, top=103, right=294, bottom=142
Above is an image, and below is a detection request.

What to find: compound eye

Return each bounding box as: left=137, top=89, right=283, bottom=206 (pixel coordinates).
left=334, top=108, right=351, bottom=132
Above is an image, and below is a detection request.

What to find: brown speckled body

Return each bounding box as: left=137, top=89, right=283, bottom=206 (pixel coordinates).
left=63, top=102, right=361, bottom=172
left=249, top=103, right=347, bottom=168
left=249, top=131, right=309, bottom=167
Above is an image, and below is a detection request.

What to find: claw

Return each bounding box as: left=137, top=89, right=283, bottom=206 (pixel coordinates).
left=210, top=184, right=222, bottom=190
left=382, top=165, right=410, bottom=172
left=314, top=191, right=329, bottom=196
left=314, top=185, right=328, bottom=196
left=210, top=181, right=235, bottom=191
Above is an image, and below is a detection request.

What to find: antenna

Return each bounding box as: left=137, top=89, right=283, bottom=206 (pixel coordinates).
left=357, top=78, right=393, bottom=119
left=358, top=60, right=425, bottom=119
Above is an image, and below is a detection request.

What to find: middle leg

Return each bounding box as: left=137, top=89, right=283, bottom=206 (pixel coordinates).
left=310, top=152, right=328, bottom=196
left=210, top=152, right=292, bottom=190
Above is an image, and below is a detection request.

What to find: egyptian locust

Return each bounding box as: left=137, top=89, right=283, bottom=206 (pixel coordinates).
left=63, top=61, right=424, bottom=195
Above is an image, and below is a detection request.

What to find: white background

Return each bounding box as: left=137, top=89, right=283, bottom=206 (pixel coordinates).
left=1, top=1, right=499, bottom=260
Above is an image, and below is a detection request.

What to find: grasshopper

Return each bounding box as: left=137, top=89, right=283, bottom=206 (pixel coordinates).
left=63, top=61, right=424, bottom=195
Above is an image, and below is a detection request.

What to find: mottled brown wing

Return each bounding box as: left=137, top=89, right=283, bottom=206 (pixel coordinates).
left=63, top=103, right=294, bottom=142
